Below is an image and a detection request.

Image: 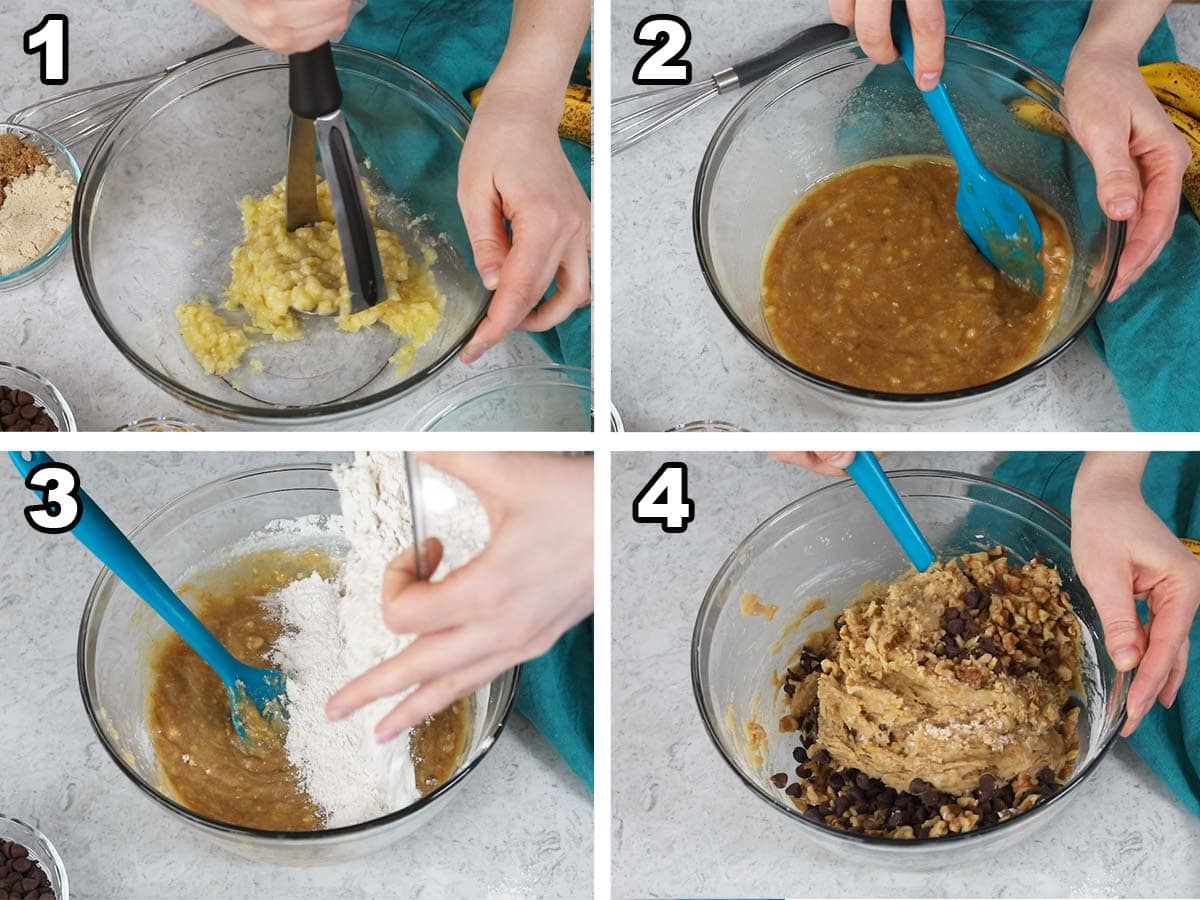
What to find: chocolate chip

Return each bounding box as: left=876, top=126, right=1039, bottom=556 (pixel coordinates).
left=803, top=806, right=822, bottom=820
left=11, top=860, right=30, bottom=875
left=812, top=748, right=832, bottom=766
left=978, top=773, right=996, bottom=798
left=792, top=746, right=808, bottom=763
left=783, top=682, right=796, bottom=696
left=835, top=795, right=851, bottom=815
left=785, top=783, right=804, bottom=797
left=920, top=787, right=940, bottom=807
left=771, top=772, right=788, bottom=788
left=814, top=803, right=832, bottom=818
left=13, top=391, right=31, bottom=406
left=795, top=766, right=811, bottom=779
left=1037, top=766, right=1056, bottom=786
left=849, top=786, right=867, bottom=804
left=945, top=616, right=964, bottom=635
left=855, top=772, right=872, bottom=791
left=886, top=808, right=907, bottom=828
left=827, top=771, right=844, bottom=790
left=909, top=778, right=928, bottom=795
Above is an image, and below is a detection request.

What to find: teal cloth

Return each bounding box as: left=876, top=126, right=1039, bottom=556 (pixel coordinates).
left=344, top=0, right=591, bottom=369
left=943, top=2, right=1200, bottom=430
left=514, top=617, right=594, bottom=790
left=993, top=452, right=1200, bottom=819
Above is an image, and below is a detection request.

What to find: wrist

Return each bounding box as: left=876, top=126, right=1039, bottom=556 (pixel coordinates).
left=481, top=67, right=568, bottom=130
left=1073, top=452, right=1149, bottom=506
left=1072, top=0, right=1169, bottom=66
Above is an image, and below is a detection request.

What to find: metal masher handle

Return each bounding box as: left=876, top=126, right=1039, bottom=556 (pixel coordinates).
left=288, top=42, right=342, bottom=119
left=725, top=22, right=849, bottom=88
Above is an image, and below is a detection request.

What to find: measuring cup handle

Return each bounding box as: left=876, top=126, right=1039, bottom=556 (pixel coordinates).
left=289, top=42, right=341, bottom=119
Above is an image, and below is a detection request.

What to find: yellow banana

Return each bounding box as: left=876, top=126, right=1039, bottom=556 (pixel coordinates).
left=1161, top=105, right=1200, bottom=219
left=1009, top=94, right=1069, bottom=139
left=466, top=81, right=592, bottom=148
left=1141, top=61, right=1200, bottom=121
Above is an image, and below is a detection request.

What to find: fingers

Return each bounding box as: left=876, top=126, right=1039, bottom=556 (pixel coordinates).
left=239, top=0, right=352, bottom=53
left=456, top=181, right=510, bottom=293
left=855, top=0, right=900, bottom=66
left=373, top=649, right=522, bottom=741
left=325, top=623, right=499, bottom=723
left=1159, top=637, right=1189, bottom=708
left=1078, top=117, right=1142, bottom=225
left=907, top=0, right=946, bottom=90
left=771, top=451, right=857, bottom=476
left=380, top=550, right=497, bottom=636
left=460, top=205, right=569, bottom=363
left=1123, top=592, right=1197, bottom=735
left=380, top=538, right=444, bottom=603
left=1082, top=561, right=1147, bottom=674
left=520, top=233, right=592, bottom=332
left=1108, top=138, right=1190, bottom=300
left=829, top=0, right=855, bottom=25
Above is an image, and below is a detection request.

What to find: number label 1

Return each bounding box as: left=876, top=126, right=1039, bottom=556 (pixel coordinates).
left=632, top=14, right=692, bottom=86
left=23, top=462, right=82, bottom=534
left=24, top=14, right=69, bottom=86
left=632, top=462, right=695, bottom=534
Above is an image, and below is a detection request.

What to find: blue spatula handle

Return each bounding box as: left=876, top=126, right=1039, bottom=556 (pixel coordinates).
left=845, top=451, right=936, bottom=571
left=9, top=451, right=246, bottom=685
left=890, top=4, right=982, bottom=173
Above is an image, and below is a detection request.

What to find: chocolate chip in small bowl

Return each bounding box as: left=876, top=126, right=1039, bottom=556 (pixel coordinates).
left=0, top=816, right=67, bottom=900
left=0, top=364, right=75, bottom=432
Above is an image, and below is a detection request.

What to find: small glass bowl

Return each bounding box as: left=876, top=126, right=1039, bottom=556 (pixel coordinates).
left=0, top=124, right=80, bottom=292
left=408, top=364, right=604, bottom=431
left=113, top=416, right=203, bottom=432
left=666, top=419, right=746, bottom=432
left=0, top=815, right=69, bottom=899
left=692, top=470, right=1127, bottom=865
left=0, top=362, right=76, bottom=431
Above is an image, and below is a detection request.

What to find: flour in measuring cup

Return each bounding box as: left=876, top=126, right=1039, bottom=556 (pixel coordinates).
left=266, top=451, right=489, bottom=827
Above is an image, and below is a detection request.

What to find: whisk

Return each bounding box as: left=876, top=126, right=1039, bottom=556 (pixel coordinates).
left=6, top=35, right=248, bottom=149
left=612, top=23, right=848, bottom=155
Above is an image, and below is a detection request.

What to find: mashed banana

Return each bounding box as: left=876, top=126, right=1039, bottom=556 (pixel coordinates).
left=176, top=177, right=444, bottom=376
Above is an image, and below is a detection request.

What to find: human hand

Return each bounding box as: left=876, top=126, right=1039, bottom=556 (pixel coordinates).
left=828, top=0, right=946, bottom=90
left=326, top=452, right=594, bottom=742
left=1071, top=453, right=1200, bottom=735
left=1063, top=47, right=1192, bottom=300
left=771, top=451, right=857, bottom=476
left=191, top=0, right=352, bottom=54
left=456, top=87, right=591, bottom=363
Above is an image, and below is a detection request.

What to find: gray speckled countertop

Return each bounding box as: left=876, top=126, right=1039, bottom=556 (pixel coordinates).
left=0, top=452, right=592, bottom=900
left=611, top=1, right=1200, bottom=432
left=611, top=451, right=1200, bottom=898
left=0, top=1, right=549, bottom=432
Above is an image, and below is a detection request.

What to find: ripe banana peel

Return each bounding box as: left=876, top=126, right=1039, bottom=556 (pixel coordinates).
left=1008, top=61, right=1200, bottom=219
left=467, top=79, right=592, bottom=148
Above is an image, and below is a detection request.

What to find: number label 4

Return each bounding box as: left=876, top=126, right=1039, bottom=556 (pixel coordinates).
left=23, top=462, right=82, bottom=534
left=633, top=462, right=695, bottom=534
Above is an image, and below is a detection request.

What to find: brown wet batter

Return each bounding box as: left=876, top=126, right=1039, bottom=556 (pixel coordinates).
left=148, top=550, right=469, bottom=831
left=762, top=157, right=1072, bottom=394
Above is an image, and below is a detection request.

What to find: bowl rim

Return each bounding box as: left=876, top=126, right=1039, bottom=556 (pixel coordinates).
left=0, top=360, right=77, bottom=431
left=76, top=461, right=522, bottom=840
left=406, top=363, right=596, bottom=431
left=0, top=122, right=80, bottom=286
left=690, top=467, right=1128, bottom=848
left=692, top=35, right=1125, bottom=405
left=72, top=42, right=489, bottom=424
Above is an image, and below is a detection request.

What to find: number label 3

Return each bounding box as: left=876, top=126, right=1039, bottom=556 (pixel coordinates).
left=632, top=15, right=692, bottom=86
left=633, top=462, right=695, bottom=534
left=23, top=462, right=82, bottom=534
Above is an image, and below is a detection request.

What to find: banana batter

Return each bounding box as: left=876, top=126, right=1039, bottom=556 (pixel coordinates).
left=771, top=548, right=1082, bottom=838
left=175, top=177, right=445, bottom=377
left=762, top=157, right=1072, bottom=394
left=148, top=551, right=468, bottom=831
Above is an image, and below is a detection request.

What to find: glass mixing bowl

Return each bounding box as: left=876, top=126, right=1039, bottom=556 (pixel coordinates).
left=0, top=815, right=69, bottom=899
left=692, top=470, right=1127, bottom=865
left=407, top=364, right=605, bottom=431
left=694, top=38, right=1123, bottom=416
left=78, top=464, right=518, bottom=865
left=74, top=44, right=488, bottom=425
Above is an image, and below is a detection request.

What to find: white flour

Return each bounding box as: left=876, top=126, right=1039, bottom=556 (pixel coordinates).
left=265, top=451, right=489, bottom=827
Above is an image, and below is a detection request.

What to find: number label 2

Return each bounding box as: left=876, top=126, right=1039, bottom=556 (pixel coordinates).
left=23, top=462, right=82, bottom=534
left=632, top=15, right=692, bottom=86
left=632, top=462, right=695, bottom=534
left=24, top=14, right=69, bottom=86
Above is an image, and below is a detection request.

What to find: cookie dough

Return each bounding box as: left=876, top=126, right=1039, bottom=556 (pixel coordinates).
left=762, top=157, right=1072, bottom=394
left=175, top=176, right=445, bottom=377
left=772, top=548, right=1082, bottom=839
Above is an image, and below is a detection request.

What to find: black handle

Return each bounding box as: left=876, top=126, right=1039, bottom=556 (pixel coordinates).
left=289, top=43, right=342, bottom=119
left=731, top=23, right=850, bottom=86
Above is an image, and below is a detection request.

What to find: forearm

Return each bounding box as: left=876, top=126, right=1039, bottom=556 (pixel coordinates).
left=1074, top=0, right=1171, bottom=62
left=1073, top=451, right=1151, bottom=507
left=488, top=0, right=590, bottom=122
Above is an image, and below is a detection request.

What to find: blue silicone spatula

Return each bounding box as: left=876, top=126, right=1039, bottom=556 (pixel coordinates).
left=891, top=4, right=1045, bottom=294
left=845, top=451, right=936, bottom=571
left=9, top=451, right=286, bottom=741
